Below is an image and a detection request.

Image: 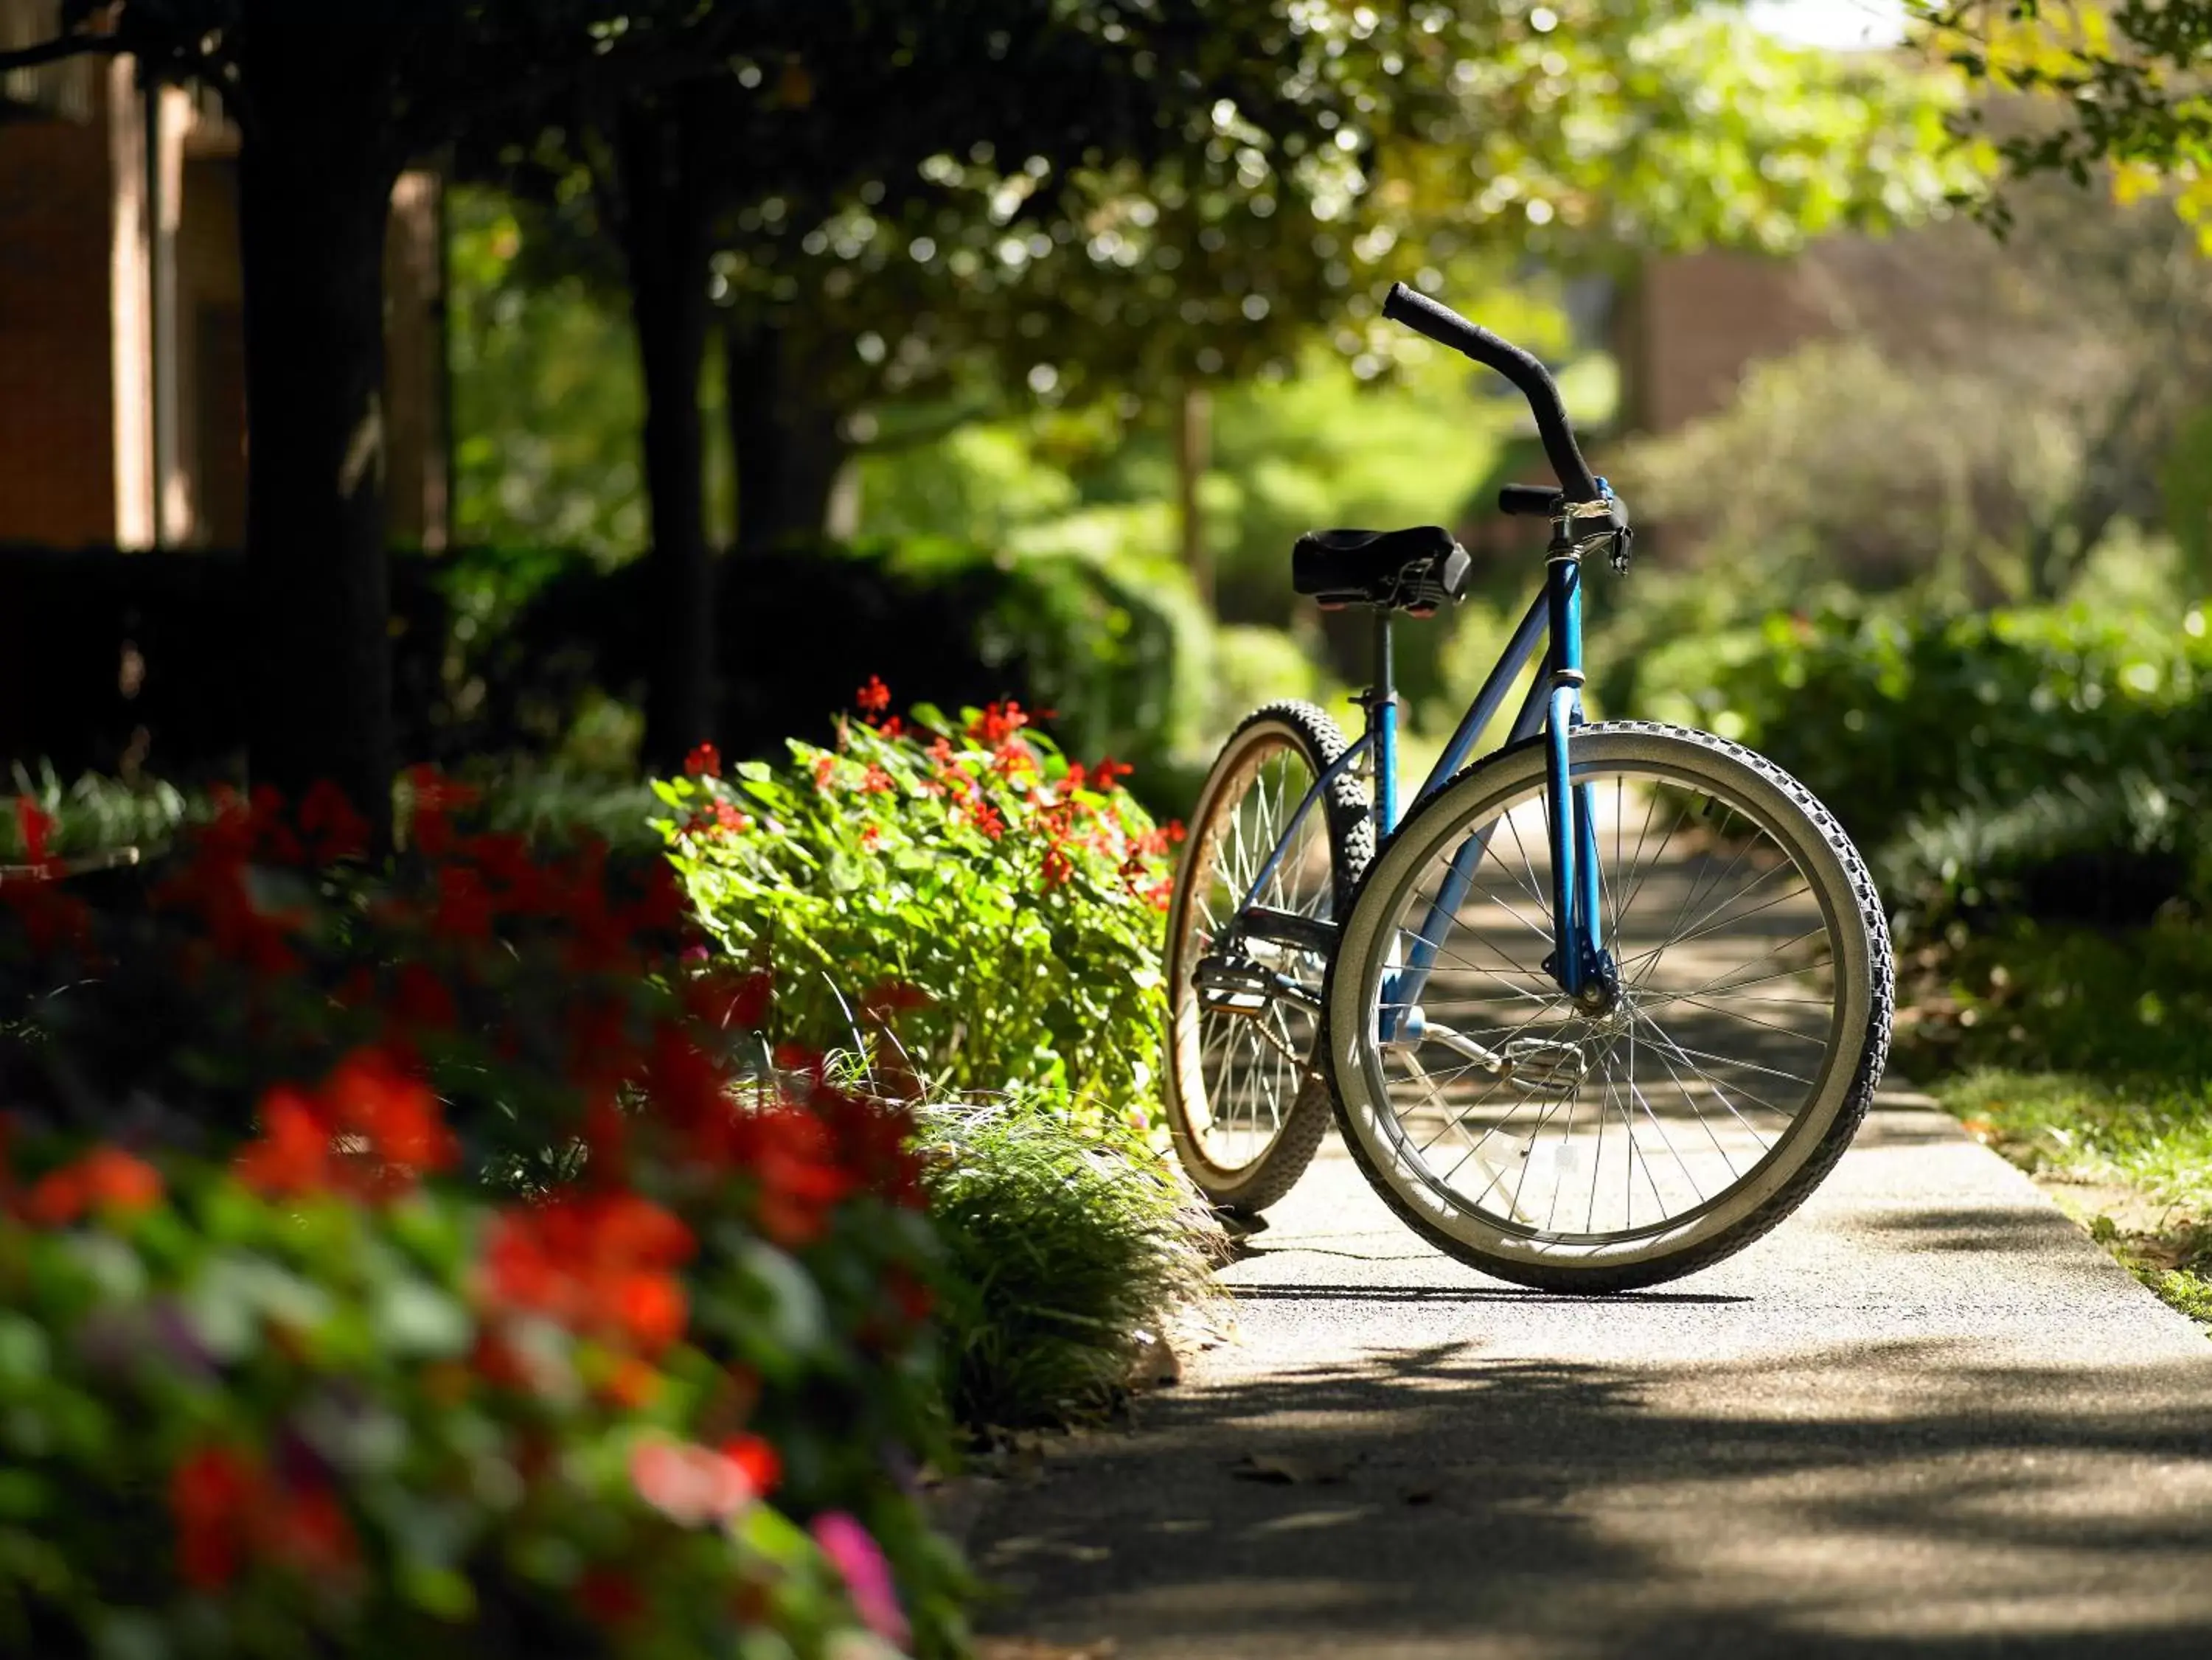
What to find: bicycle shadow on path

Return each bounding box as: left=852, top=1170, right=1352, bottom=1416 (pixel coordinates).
left=970, top=1103, right=2212, bottom=1659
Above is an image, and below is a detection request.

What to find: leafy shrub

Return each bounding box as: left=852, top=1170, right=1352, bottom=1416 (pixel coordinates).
left=0, top=781, right=966, bottom=1656
left=0, top=535, right=1215, bottom=815
left=1624, top=597, right=2212, bottom=926
left=919, top=1103, right=1218, bottom=1430
left=658, top=686, right=1180, bottom=1134
left=1910, top=919, right=2212, bottom=1084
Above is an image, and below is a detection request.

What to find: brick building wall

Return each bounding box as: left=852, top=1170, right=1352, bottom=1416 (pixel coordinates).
left=1, top=48, right=445, bottom=551
left=1614, top=248, right=1832, bottom=436
left=0, top=108, right=117, bottom=544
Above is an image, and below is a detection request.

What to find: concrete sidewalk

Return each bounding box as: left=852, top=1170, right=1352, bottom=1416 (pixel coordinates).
left=970, top=1096, right=2212, bottom=1658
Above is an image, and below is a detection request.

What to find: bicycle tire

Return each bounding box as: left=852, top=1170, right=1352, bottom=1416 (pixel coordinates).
left=1163, top=701, right=1372, bottom=1215
left=1324, top=722, right=1891, bottom=1291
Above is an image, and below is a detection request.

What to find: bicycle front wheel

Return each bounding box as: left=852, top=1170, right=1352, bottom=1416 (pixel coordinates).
left=1326, top=722, right=1891, bottom=1291
left=1164, top=701, right=1370, bottom=1214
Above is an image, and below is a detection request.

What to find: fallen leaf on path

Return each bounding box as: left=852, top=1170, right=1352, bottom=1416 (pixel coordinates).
left=1127, top=1328, right=1182, bottom=1390
left=1231, top=1452, right=1349, bottom=1485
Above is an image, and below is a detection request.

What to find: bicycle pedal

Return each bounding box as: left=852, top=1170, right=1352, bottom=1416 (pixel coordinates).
left=1500, top=1036, right=1587, bottom=1091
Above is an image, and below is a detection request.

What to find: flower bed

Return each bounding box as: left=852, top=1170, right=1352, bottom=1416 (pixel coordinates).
left=0, top=779, right=965, bottom=1657
left=655, top=682, right=1181, bottom=1137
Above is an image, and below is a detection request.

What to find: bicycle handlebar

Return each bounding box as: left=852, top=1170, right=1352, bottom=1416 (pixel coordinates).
left=1381, top=282, right=1602, bottom=505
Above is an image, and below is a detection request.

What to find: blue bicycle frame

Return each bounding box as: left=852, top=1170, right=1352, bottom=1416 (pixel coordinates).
left=1233, top=531, right=1611, bottom=1035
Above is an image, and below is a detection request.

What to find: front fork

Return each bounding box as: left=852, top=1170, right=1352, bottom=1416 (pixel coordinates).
left=1543, top=553, right=1613, bottom=1010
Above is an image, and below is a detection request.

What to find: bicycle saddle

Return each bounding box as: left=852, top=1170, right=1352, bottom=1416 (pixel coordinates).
left=1292, top=525, right=1471, bottom=615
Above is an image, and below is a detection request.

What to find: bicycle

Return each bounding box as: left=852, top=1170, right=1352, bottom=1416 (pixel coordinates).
left=1162, top=283, right=1893, bottom=1291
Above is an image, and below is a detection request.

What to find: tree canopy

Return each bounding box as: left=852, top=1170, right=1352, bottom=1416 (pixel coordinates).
left=1924, top=0, right=2212, bottom=237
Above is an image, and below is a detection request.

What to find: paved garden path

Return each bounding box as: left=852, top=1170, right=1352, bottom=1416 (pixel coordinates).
left=970, top=1094, right=2212, bottom=1658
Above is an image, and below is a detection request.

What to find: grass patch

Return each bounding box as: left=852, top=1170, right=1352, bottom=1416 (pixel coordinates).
left=919, top=1102, right=1222, bottom=1432
left=1931, top=1066, right=2212, bottom=1328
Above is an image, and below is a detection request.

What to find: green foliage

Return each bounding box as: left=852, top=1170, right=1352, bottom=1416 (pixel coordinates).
left=658, top=700, right=1179, bottom=1134
left=1, top=763, right=195, bottom=861
left=683, top=0, right=1964, bottom=419
left=1622, top=597, right=2212, bottom=926
left=448, top=190, right=652, bottom=561
left=1923, top=0, right=2212, bottom=234
left=920, top=1105, right=1217, bottom=1429
left=1211, top=625, right=1332, bottom=736
left=1917, top=921, right=2212, bottom=1084
left=1615, top=181, right=2212, bottom=607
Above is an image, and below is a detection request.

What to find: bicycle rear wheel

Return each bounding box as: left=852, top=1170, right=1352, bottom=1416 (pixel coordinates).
left=1163, top=702, right=1370, bottom=1214
left=1326, top=722, right=1891, bottom=1291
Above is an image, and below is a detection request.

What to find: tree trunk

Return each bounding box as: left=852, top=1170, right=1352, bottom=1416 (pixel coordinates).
left=727, top=317, right=850, bottom=556
left=615, top=103, right=716, bottom=773
left=1173, top=382, right=1212, bottom=607
left=234, top=27, right=399, bottom=840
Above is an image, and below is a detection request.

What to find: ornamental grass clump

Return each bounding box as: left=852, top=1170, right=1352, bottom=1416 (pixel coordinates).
left=0, top=778, right=967, bottom=1659
left=656, top=680, right=1184, bottom=1135
left=919, top=1101, right=1221, bottom=1430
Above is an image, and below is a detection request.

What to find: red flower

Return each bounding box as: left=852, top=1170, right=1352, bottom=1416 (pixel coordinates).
left=968, top=700, right=1029, bottom=745
left=685, top=742, right=723, bottom=778
left=578, top=1568, right=647, bottom=1628
left=21, top=1145, right=163, bottom=1226
left=1091, top=756, right=1131, bottom=792
left=812, top=755, right=838, bottom=791
left=267, top=1484, right=360, bottom=1579
left=323, top=1047, right=459, bottom=1176
left=296, top=780, right=371, bottom=864
left=861, top=764, right=895, bottom=795
left=720, top=1434, right=782, bottom=1498
left=403, top=765, right=480, bottom=857
left=964, top=801, right=1005, bottom=840
left=235, top=1087, right=333, bottom=1198
left=169, top=1447, right=259, bottom=1591
left=482, top=1192, right=696, bottom=1358
left=855, top=675, right=891, bottom=716
left=391, top=962, right=458, bottom=1030
left=1042, top=847, right=1075, bottom=889
left=859, top=823, right=883, bottom=851
left=433, top=865, right=494, bottom=941
left=13, top=798, right=51, bottom=868
left=234, top=1050, right=456, bottom=1201
left=609, top=1271, right=688, bottom=1352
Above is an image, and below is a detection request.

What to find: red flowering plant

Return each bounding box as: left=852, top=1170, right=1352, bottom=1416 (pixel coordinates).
left=656, top=683, right=1183, bottom=1138
left=0, top=780, right=968, bottom=1656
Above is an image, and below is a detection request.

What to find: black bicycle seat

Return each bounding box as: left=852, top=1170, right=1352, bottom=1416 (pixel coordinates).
left=1291, top=526, right=1470, bottom=615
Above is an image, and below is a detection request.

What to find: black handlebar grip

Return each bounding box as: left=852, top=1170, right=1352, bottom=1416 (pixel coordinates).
left=1382, top=282, right=1601, bottom=504
left=1498, top=484, right=1562, bottom=517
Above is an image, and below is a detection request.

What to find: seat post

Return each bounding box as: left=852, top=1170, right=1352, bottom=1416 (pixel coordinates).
left=1369, top=607, right=1397, bottom=835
